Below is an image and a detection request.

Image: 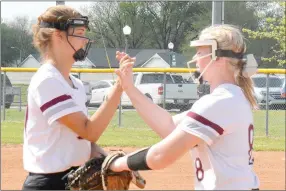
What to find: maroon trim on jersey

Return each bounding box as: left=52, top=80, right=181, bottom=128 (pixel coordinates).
left=187, top=111, right=224, bottom=135
left=40, top=94, right=72, bottom=112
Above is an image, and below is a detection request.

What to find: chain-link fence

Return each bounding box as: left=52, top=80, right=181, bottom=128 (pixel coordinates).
left=1, top=69, right=285, bottom=138
left=1, top=1, right=285, bottom=137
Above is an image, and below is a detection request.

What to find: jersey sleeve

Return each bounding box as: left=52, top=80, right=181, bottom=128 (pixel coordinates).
left=176, top=96, right=226, bottom=146
left=172, top=110, right=189, bottom=126
left=32, top=77, right=82, bottom=125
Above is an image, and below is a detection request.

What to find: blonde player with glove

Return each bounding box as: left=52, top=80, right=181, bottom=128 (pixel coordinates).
left=109, top=24, right=260, bottom=190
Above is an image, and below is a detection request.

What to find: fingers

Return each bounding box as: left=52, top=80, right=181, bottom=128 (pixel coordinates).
left=119, top=54, right=132, bottom=66
left=116, top=51, right=128, bottom=62
left=115, top=63, right=133, bottom=78
left=120, top=58, right=135, bottom=69
left=116, top=51, right=126, bottom=61
left=115, top=51, right=135, bottom=83
left=116, top=51, right=136, bottom=67
left=120, top=63, right=134, bottom=76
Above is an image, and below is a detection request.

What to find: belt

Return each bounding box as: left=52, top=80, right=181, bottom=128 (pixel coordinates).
left=29, top=166, right=79, bottom=177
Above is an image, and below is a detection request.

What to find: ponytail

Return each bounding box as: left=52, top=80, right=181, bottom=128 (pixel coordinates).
left=234, top=60, right=257, bottom=109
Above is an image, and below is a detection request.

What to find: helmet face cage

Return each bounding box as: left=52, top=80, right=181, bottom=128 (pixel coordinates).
left=39, top=16, right=92, bottom=61
left=188, top=39, right=245, bottom=66
left=188, top=39, right=258, bottom=78
left=67, top=25, right=91, bottom=53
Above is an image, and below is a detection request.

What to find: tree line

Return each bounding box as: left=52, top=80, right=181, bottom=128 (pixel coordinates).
left=1, top=1, right=284, bottom=68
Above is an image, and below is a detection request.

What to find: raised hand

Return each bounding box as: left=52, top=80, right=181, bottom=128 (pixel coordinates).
left=115, top=51, right=136, bottom=91
left=115, top=51, right=126, bottom=62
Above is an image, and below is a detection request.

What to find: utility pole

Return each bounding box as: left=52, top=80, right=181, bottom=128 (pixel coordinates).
left=56, top=1, right=65, bottom=5
left=212, top=1, right=224, bottom=25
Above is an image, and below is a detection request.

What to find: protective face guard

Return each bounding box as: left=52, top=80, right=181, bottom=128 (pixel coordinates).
left=188, top=39, right=258, bottom=77
left=40, top=16, right=92, bottom=61
left=190, top=40, right=218, bottom=60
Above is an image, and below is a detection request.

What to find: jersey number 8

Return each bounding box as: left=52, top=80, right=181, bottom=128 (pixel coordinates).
left=195, top=124, right=254, bottom=182
left=195, top=158, right=204, bottom=181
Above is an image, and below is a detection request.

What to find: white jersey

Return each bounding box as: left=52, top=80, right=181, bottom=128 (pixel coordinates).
left=173, top=84, right=259, bottom=190
left=23, top=63, right=91, bottom=174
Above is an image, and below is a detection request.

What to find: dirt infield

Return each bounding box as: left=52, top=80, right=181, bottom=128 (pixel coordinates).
left=1, top=145, right=285, bottom=190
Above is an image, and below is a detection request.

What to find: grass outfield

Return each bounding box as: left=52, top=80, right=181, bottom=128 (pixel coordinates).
left=1, top=109, right=285, bottom=151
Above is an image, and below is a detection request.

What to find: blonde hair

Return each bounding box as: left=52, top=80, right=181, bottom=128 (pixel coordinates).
left=32, top=5, right=82, bottom=56
left=199, top=24, right=257, bottom=109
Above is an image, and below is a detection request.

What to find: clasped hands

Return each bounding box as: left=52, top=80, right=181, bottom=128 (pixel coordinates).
left=114, top=51, right=136, bottom=92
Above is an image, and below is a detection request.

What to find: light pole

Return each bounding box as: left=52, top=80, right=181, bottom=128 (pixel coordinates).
left=56, top=1, right=65, bottom=5
left=118, top=25, right=131, bottom=127
left=123, top=25, right=131, bottom=53
left=163, top=42, right=174, bottom=109
left=212, top=1, right=224, bottom=25
left=11, top=46, right=22, bottom=67
left=168, top=42, right=174, bottom=67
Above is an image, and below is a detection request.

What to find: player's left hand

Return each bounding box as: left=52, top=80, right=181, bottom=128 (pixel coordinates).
left=116, top=51, right=126, bottom=62
left=115, top=55, right=135, bottom=92
left=114, top=51, right=134, bottom=89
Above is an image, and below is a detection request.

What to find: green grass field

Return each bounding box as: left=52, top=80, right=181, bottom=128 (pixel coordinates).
left=1, top=109, right=285, bottom=151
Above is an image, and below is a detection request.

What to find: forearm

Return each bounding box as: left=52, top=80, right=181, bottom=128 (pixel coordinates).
left=87, top=82, right=122, bottom=141
left=111, top=145, right=177, bottom=171
left=111, top=128, right=202, bottom=172
left=126, top=86, right=175, bottom=138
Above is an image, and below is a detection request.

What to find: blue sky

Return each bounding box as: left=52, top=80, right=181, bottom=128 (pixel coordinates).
left=1, top=1, right=92, bottom=22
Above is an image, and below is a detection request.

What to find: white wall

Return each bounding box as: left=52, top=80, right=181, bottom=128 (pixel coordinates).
left=142, top=57, right=170, bottom=68
left=73, top=58, right=94, bottom=68
left=21, top=57, right=41, bottom=68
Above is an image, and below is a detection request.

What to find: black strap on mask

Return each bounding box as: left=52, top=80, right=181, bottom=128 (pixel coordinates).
left=215, top=49, right=244, bottom=59
left=39, top=16, right=90, bottom=31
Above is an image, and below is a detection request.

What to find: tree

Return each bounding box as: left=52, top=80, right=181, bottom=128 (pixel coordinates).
left=181, top=1, right=262, bottom=61
left=84, top=2, right=210, bottom=52
left=143, top=1, right=209, bottom=51
left=87, top=2, right=152, bottom=49
left=243, top=2, right=285, bottom=67
left=1, top=16, right=37, bottom=67
left=9, top=16, right=37, bottom=65
left=1, top=23, right=20, bottom=66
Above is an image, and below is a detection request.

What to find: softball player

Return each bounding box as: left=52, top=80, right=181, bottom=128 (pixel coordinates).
left=22, top=5, right=134, bottom=190
left=110, top=24, right=260, bottom=190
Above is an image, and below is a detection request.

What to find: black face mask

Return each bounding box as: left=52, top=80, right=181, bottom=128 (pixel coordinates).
left=193, top=70, right=204, bottom=84
left=73, top=48, right=86, bottom=61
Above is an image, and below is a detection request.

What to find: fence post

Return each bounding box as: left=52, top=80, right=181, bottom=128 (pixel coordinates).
left=0, top=70, right=2, bottom=122
left=3, top=72, right=6, bottom=121
left=163, top=72, right=167, bottom=109
left=19, top=87, right=22, bottom=112
left=265, top=73, right=269, bottom=137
